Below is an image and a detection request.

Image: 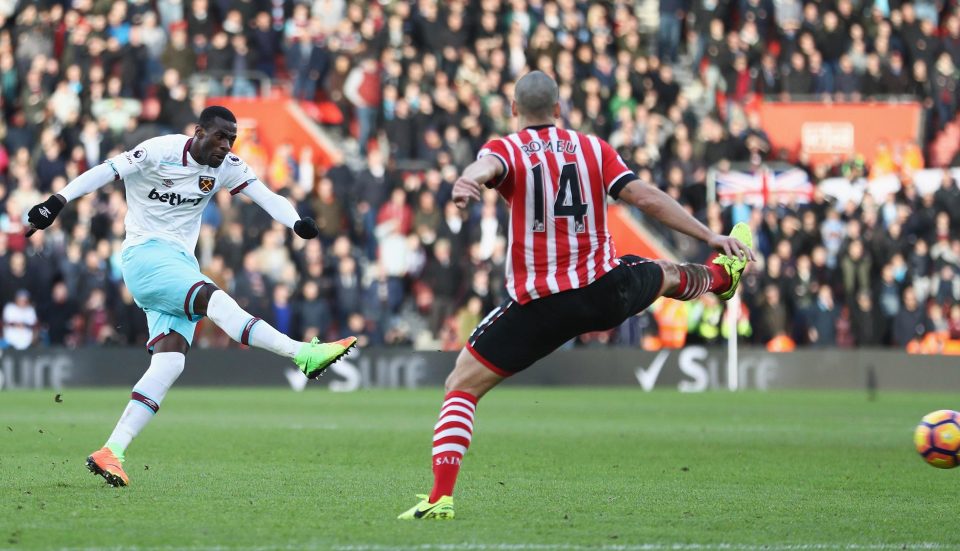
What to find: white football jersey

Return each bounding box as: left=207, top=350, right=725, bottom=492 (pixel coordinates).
left=108, top=134, right=257, bottom=254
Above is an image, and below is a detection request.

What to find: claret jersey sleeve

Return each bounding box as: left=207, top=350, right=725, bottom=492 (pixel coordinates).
left=218, top=153, right=260, bottom=195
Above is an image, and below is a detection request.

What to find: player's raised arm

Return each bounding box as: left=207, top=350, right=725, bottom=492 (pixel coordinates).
left=616, top=179, right=754, bottom=261
left=26, top=140, right=154, bottom=236
left=236, top=178, right=320, bottom=239
left=25, top=162, right=119, bottom=235
left=451, top=155, right=504, bottom=209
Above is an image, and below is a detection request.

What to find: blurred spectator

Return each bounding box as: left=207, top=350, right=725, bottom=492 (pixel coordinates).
left=757, top=284, right=789, bottom=344
left=287, top=30, right=328, bottom=101
left=1, top=252, right=31, bottom=305
left=82, top=289, right=112, bottom=345
left=934, top=172, right=960, bottom=229
left=270, top=284, right=294, bottom=338
left=228, top=34, right=259, bottom=97
left=840, top=240, right=872, bottom=301
left=452, top=295, right=483, bottom=349
left=298, top=280, right=332, bottom=341
left=234, top=251, right=272, bottom=315
left=2, top=289, right=37, bottom=349
left=658, top=0, right=683, bottom=63
left=893, top=286, right=927, bottom=346
left=113, top=284, right=148, bottom=346
left=312, top=177, right=344, bottom=243
left=949, top=304, right=960, bottom=340
left=250, top=12, right=280, bottom=78
left=161, top=23, right=195, bottom=80
left=690, top=293, right=723, bottom=344
left=346, top=311, right=374, bottom=348
left=206, top=32, right=233, bottom=75
left=334, top=256, right=363, bottom=327
left=932, top=265, right=960, bottom=304
left=421, top=238, right=460, bottom=333
left=852, top=292, right=887, bottom=346
left=344, top=57, right=380, bottom=155
left=254, top=229, right=294, bottom=284
left=807, top=286, right=838, bottom=347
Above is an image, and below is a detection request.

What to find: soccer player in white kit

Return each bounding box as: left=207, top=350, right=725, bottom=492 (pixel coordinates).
left=26, top=106, right=357, bottom=487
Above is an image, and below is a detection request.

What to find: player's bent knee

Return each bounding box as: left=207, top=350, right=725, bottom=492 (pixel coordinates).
left=445, top=348, right=502, bottom=398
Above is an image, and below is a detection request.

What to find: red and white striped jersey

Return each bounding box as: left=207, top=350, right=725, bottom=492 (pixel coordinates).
left=477, top=124, right=637, bottom=305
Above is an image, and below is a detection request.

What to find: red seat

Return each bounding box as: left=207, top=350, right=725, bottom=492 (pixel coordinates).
left=295, top=100, right=343, bottom=125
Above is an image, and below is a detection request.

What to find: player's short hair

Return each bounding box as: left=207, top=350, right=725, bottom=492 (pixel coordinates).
left=514, top=71, right=559, bottom=120
left=199, top=106, right=237, bottom=128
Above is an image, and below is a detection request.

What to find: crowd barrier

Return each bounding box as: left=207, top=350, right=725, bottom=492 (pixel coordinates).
left=1, top=346, right=958, bottom=392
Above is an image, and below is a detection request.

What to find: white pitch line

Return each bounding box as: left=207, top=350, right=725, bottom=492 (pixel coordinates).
left=25, top=542, right=951, bottom=551
left=332, top=545, right=951, bottom=551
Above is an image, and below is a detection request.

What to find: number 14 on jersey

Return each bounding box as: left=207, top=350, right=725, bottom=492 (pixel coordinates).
left=531, top=163, right=588, bottom=233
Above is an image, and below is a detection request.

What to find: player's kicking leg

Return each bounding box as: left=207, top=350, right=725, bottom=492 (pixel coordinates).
left=191, top=284, right=357, bottom=379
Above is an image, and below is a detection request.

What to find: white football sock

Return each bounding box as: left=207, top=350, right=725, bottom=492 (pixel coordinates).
left=105, top=352, right=185, bottom=458
left=205, top=290, right=300, bottom=358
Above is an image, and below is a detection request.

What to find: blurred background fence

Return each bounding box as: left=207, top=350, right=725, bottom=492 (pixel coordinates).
left=3, top=346, right=959, bottom=392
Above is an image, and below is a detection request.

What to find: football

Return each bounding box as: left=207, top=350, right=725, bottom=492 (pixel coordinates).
left=914, top=410, right=960, bottom=469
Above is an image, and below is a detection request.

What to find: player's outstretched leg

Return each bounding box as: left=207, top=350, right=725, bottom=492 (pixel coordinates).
left=399, top=349, right=503, bottom=520
left=657, top=222, right=753, bottom=302
left=198, top=286, right=357, bottom=378
left=88, top=351, right=185, bottom=486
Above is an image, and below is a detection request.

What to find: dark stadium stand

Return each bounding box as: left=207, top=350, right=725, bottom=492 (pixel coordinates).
left=0, top=0, right=958, bottom=353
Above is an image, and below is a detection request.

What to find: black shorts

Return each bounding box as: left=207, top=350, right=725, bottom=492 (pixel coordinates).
left=466, top=255, right=664, bottom=376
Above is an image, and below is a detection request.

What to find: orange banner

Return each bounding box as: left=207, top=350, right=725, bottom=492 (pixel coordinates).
left=210, top=96, right=335, bottom=169
left=757, top=102, right=923, bottom=167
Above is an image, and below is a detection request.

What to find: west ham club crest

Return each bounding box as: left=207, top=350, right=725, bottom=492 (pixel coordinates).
left=198, top=175, right=215, bottom=194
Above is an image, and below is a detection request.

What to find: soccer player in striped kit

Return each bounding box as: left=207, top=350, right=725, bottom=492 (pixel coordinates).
left=399, top=72, right=755, bottom=519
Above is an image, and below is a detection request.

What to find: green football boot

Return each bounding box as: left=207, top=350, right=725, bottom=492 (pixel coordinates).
left=713, top=222, right=754, bottom=301
left=397, top=494, right=455, bottom=520
left=294, top=336, right=358, bottom=379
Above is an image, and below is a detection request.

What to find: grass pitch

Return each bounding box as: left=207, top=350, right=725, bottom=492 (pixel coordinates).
left=0, top=388, right=956, bottom=550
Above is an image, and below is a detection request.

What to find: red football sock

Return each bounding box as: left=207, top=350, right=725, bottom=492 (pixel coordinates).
left=429, top=390, right=477, bottom=503
left=665, top=263, right=718, bottom=300
left=707, top=260, right=732, bottom=293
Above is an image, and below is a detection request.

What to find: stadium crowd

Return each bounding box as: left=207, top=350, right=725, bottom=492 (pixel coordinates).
left=1, top=0, right=959, bottom=352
